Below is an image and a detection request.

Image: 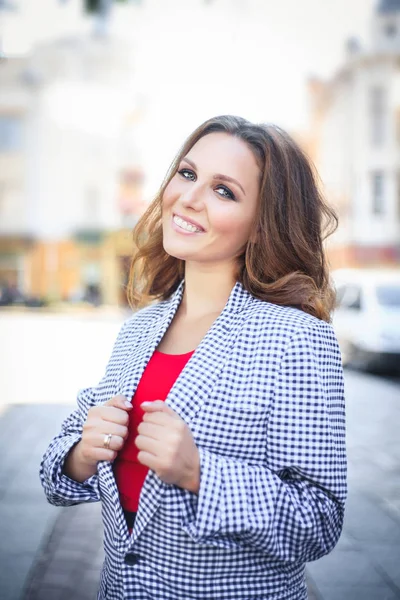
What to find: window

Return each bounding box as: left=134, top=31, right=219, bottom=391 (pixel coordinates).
left=376, top=284, right=400, bottom=307
left=337, top=284, right=362, bottom=311
left=370, top=87, right=386, bottom=146
left=84, top=186, right=100, bottom=225
left=0, top=180, right=18, bottom=220
left=0, top=116, right=23, bottom=151
left=372, top=171, right=385, bottom=215
left=335, top=285, right=347, bottom=306
left=82, top=262, right=100, bottom=285
left=385, top=23, right=397, bottom=37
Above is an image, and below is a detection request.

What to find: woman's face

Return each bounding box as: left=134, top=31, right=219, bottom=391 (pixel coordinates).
left=162, top=132, right=260, bottom=269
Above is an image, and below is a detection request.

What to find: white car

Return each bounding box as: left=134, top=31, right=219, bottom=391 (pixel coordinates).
left=331, top=268, right=400, bottom=372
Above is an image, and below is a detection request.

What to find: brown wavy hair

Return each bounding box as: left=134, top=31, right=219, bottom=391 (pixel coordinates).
left=127, top=115, right=338, bottom=322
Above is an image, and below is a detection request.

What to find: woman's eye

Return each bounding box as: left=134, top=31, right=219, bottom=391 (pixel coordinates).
left=178, top=168, right=196, bottom=181
left=216, top=185, right=236, bottom=201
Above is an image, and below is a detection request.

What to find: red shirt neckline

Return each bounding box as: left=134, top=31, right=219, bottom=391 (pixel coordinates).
left=154, top=349, right=195, bottom=357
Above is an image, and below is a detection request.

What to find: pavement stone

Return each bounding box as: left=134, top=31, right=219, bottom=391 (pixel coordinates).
left=0, top=404, right=75, bottom=600
left=344, top=491, right=400, bottom=544
left=307, top=547, right=382, bottom=586
left=310, top=586, right=399, bottom=600
left=364, top=544, right=400, bottom=589
left=23, top=503, right=104, bottom=600
left=0, top=552, right=39, bottom=600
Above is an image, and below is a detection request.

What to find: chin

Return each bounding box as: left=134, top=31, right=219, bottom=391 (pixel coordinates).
left=163, top=244, right=192, bottom=261
left=162, top=238, right=185, bottom=260
left=162, top=232, right=195, bottom=261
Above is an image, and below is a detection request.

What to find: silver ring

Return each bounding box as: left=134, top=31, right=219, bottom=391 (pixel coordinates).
left=103, top=433, right=112, bottom=450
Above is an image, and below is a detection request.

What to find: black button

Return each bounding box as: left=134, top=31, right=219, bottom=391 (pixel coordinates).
left=124, top=553, right=140, bottom=565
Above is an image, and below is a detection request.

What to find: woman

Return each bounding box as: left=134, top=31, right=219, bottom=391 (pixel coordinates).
left=40, top=115, right=347, bottom=600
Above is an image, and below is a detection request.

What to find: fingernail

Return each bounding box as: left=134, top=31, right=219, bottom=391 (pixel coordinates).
left=141, top=402, right=150, bottom=407
left=124, top=401, right=132, bottom=408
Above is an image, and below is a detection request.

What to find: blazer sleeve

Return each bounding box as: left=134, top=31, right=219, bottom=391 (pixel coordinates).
left=180, top=320, right=347, bottom=563
left=39, top=319, right=131, bottom=507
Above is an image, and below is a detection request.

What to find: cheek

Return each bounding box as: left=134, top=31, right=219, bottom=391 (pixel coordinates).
left=162, top=187, right=174, bottom=213
left=211, top=206, right=254, bottom=241
left=162, top=179, right=183, bottom=211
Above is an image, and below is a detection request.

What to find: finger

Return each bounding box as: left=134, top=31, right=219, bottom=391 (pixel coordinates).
left=80, top=445, right=117, bottom=464
left=93, top=448, right=118, bottom=463
left=96, top=432, right=125, bottom=452
left=142, top=411, right=186, bottom=435
left=137, top=450, right=158, bottom=471
left=104, top=395, right=132, bottom=411
left=137, top=421, right=165, bottom=440
left=141, top=401, right=179, bottom=419
left=99, top=422, right=128, bottom=440
left=100, top=406, right=130, bottom=426
left=83, top=427, right=126, bottom=452
left=141, top=411, right=174, bottom=426
left=83, top=419, right=128, bottom=442
left=135, top=434, right=161, bottom=455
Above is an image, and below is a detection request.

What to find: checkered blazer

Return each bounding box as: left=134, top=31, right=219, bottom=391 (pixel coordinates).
left=40, top=281, right=347, bottom=600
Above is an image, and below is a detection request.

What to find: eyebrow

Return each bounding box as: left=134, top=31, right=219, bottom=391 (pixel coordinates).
left=182, top=157, right=246, bottom=196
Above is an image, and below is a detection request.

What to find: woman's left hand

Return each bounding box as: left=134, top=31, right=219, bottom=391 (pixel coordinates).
left=135, top=401, right=200, bottom=494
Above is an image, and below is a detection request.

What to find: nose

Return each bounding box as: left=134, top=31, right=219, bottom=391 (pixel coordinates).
left=180, top=182, right=205, bottom=211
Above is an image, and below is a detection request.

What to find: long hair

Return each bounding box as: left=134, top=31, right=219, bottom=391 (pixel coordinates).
left=127, top=115, right=338, bottom=322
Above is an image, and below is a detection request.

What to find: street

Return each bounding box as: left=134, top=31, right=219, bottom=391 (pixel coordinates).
left=0, top=311, right=399, bottom=600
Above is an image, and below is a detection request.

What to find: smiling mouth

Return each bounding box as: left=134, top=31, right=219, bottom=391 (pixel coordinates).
left=173, top=215, right=204, bottom=233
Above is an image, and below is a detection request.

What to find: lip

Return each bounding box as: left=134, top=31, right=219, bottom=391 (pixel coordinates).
left=172, top=213, right=205, bottom=232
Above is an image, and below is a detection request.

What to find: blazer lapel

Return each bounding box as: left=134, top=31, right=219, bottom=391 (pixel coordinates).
left=117, top=282, right=185, bottom=402
left=127, top=282, right=253, bottom=548
left=165, top=282, right=253, bottom=424
left=101, top=283, right=185, bottom=551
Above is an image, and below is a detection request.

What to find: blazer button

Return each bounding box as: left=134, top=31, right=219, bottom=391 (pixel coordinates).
left=124, top=553, right=140, bottom=565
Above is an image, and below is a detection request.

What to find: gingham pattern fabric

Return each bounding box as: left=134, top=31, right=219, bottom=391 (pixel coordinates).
left=40, top=281, right=347, bottom=600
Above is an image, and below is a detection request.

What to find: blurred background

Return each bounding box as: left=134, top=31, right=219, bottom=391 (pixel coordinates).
left=0, top=1, right=399, bottom=600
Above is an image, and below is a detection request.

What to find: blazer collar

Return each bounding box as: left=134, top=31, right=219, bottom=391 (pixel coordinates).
left=119, top=279, right=253, bottom=403
left=163, top=280, right=253, bottom=423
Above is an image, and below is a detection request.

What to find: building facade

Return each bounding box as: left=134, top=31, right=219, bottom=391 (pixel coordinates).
left=0, top=30, right=145, bottom=305
left=308, top=0, right=400, bottom=268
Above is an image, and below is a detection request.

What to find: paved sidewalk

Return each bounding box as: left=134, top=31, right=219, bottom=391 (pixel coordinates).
left=306, top=370, right=400, bottom=600
left=0, top=368, right=399, bottom=600
left=0, top=404, right=74, bottom=600
left=23, top=503, right=104, bottom=600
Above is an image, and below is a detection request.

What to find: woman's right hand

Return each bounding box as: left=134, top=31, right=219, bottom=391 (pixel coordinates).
left=63, top=395, right=132, bottom=482
left=79, top=395, right=132, bottom=465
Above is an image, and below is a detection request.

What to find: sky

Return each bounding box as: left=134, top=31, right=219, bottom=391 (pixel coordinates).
left=1, top=0, right=376, bottom=193
left=120, top=0, right=376, bottom=189
left=131, top=0, right=375, bottom=127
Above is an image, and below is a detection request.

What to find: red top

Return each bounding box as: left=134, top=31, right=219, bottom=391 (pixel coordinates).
left=113, top=349, right=194, bottom=512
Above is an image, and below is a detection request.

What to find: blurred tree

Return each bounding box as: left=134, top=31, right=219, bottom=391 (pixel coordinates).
left=84, top=0, right=134, bottom=13
left=82, top=0, right=139, bottom=37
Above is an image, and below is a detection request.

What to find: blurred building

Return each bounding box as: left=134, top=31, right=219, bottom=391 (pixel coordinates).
left=0, top=30, right=146, bottom=305
left=308, top=0, right=400, bottom=268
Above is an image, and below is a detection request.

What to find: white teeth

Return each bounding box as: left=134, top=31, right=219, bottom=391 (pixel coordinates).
left=173, top=215, right=202, bottom=233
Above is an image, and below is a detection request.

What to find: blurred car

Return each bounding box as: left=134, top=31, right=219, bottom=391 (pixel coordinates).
left=331, top=268, right=400, bottom=372
left=0, top=283, right=47, bottom=308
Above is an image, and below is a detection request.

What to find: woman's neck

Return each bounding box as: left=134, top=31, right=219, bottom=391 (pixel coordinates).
left=179, top=262, right=237, bottom=320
